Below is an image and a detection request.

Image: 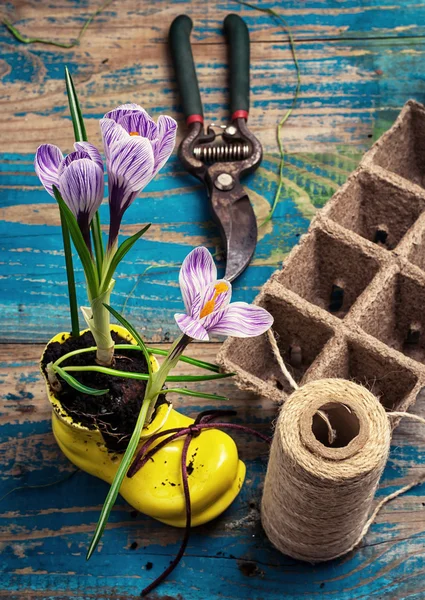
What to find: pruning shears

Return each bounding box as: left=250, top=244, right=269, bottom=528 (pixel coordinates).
left=169, top=14, right=262, bottom=282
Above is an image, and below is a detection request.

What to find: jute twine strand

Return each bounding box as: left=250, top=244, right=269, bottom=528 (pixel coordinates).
left=267, top=329, right=336, bottom=444
left=267, top=329, right=299, bottom=392
left=263, top=329, right=425, bottom=562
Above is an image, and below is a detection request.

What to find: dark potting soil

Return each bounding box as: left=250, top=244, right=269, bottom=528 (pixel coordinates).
left=41, top=330, right=166, bottom=452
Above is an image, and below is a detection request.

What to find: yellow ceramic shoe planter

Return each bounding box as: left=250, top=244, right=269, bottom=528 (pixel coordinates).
left=42, top=325, right=246, bottom=527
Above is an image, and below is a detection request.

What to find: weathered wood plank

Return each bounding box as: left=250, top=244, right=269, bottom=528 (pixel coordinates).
left=0, top=34, right=420, bottom=153
left=3, top=1, right=424, bottom=343
left=1, top=343, right=425, bottom=599
left=2, top=8, right=424, bottom=342
left=2, top=0, right=425, bottom=45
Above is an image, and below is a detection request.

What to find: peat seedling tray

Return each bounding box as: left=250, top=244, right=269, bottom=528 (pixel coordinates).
left=218, top=100, right=425, bottom=415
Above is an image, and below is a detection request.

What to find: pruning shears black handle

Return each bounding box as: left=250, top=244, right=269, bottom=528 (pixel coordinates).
left=169, top=13, right=250, bottom=124
left=169, top=15, right=203, bottom=123
left=223, top=14, right=250, bottom=119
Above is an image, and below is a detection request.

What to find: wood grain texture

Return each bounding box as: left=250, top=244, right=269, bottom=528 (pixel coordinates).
left=2, top=1, right=424, bottom=342
left=1, top=343, right=425, bottom=600
left=2, top=0, right=425, bottom=598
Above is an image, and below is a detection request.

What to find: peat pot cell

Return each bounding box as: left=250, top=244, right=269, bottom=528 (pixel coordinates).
left=311, top=338, right=418, bottom=411
left=263, top=295, right=334, bottom=391
left=407, top=228, right=425, bottom=272
left=372, top=104, right=425, bottom=189
left=359, top=272, right=425, bottom=365
left=225, top=297, right=334, bottom=394
left=276, top=229, right=380, bottom=318
left=327, top=170, right=424, bottom=250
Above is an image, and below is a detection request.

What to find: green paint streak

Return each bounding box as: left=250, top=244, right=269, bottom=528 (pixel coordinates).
left=3, top=0, right=114, bottom=48
left=233, top=0, right=301, bottom=226
left=372, top=110, right=402, bottom=141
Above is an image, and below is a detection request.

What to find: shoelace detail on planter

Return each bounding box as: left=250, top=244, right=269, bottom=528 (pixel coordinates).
left=127, top=409, right=272, bottom=597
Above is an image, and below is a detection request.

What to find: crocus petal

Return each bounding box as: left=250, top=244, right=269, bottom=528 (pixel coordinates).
left=152, top=115, right=177, bottom=174
left=206, top=302, right=274, bottom=338
left=109, top=135, right=155, bottom=194
left=74, top=142, right=104, bottom=172
left=34, top=144, right=64, bottom=196
left=117, top=111, right=158, bottom=140
left=100, top=118, right=129, bottom=161
left=58, top=150, right=91, bottom=177
left=59, top=158, right=104, bottom=224
left=179, top=247, right=217, bottom=314
left=103, top=103, right=145, bottom=123
left=106, top=136, right=154, bottom=248
left=174, top=313, right=209, bottom=341
left=101, top=105, right=175, bottom=249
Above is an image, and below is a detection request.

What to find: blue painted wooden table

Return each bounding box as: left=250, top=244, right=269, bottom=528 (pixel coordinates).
left=1, top=1, right=425, bottom=598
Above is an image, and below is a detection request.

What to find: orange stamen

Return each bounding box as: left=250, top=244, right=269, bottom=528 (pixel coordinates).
left=129, top=131, right=139, bottom=136
left=215, top=282, right=228, bottom=294
left=199, top=282, right=228, bottom=319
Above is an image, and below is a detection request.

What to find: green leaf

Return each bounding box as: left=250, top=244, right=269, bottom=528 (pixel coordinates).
left=103, top=304, right=151, bottom=375
left=62, top=365, right=149, bottom=379
left=54, top=365, right=108, bottom=396
left=53, top=187, right=99, bottom=296
left=65, top=67, right=104, bottom=276
left=59, top=206, right=80, bottom=337
left=87, top=395, right=152, bottom=559
left=146, top=347, right=220, bottom=372
left=53, top=344, right=222, bottom=373
left=65, top=66, right=87, bottom=142
left=61, top=366, right=233, bottom=382
left=101, top=224, right=151, bottom=290
left=58, top=68, right=88, bottom=337
left=164, top=388, right=228, bottom=401
left=166, top=373, right=234, bottom=382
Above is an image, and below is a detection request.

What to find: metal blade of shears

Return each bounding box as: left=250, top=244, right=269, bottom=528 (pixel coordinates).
left=210, top=185, right=257, bottom=283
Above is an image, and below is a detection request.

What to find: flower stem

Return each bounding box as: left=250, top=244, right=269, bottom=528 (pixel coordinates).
left=91, top=212, right=104, bottom=279
left=82, top=282, right=115, bottom=365
left=145, top=334, right=191, bottom=422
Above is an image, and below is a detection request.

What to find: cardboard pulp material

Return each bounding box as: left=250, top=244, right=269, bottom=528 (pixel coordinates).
left=218, top=100, right=425, bottom=413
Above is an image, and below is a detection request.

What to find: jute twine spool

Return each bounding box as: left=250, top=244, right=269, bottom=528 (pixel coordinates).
left=261, top=329, right=425, bottom=562
left=261, top=378, right=392, bottom=562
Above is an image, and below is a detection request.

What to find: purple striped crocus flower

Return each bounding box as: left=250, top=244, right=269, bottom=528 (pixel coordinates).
left=35, top=142, right=104, bottom=250
left=174, top=247, right=274, bottom=341
left=100, top=104, right=177, bottom=249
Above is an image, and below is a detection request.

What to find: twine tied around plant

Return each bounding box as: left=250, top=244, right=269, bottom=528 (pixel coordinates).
left=263, top=329, right=425, bottom=562
left=128, top=409, right=271, bottom=597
